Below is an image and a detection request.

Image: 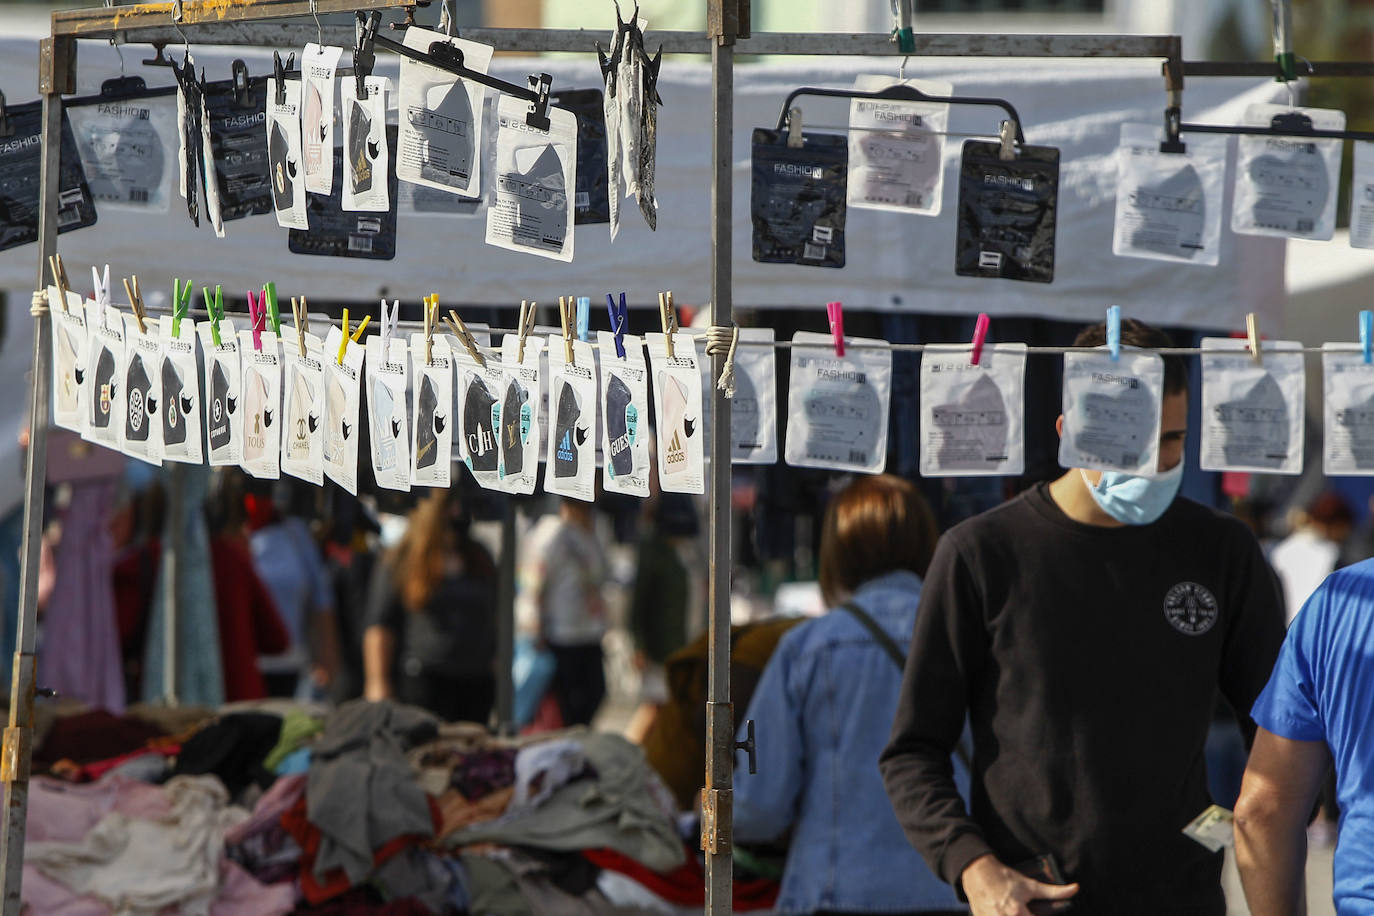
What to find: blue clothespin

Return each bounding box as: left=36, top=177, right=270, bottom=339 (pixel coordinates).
left=172, top=278, right=193, bottom=337
left=203, top=285, right=224, bottom=347
left=1361, top=310, right=1372, bottom=365
left=1106, top=305, right=1121, bottom=362
left=576, top=296, right=591, bottom=342
left=606, top=292, right=628, bottom=359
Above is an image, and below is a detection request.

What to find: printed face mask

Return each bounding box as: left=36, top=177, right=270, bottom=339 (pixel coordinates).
left=1082, top=462, right=1184, bottom=526
left=288, top=373, right=318, bottom=450
left=553, top=380, right=583, bottom=479
left=242, top=368, right=271, bottom=461
left=464, top=373, right=499, bottom=472
left=415, top=375, right=439, bottom=469
left=659, top=372, right=692, bottom=475
left=605, top=374, right=635, bottom=478
left=209, top=360, right=233, bottom=450
left=931, top=373, right=1009, bottom=471
left=348, top=99, right=376, bottom=194
left=93, top=347, right=117, bottom=429
left=502, top=378, right=529, bottom=477
left=1128, top=163, right=1206, bottom=259
left=326, top=375, right=347, bottom=461
left=370, top=376, right=397, bottom=470
left=304, top=83, right=325, bottom=171
left=57, top=326, right=82, bottom=411
left=269, top=121, right=297, bottom=210
left=1217, top=373, right=1290, bottom=470
left=514, top=144, right=569, bottom=249
left=162, top=358, right=188, bottom=446
left=124, top=353, right=153, bottom=442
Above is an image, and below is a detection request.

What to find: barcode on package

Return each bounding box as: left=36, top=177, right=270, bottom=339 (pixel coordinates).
left=575, top=191, right=589, bottom=210
left=1121, top=452, right=1138, bottom=467
left=1297, top=218, right=1315, bottom=234
left=804, top=242, right=827, bottom=260
left=348, top=236, right=374, bottom=252
left=129, top=188, right=149, bottom=203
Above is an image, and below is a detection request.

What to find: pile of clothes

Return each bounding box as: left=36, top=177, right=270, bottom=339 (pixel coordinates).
left=20, top=698, right=782, bottom=914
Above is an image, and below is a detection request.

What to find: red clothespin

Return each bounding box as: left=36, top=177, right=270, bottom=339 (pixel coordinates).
left=247, top=289, right=266, bottom=351
left=970, top=312, right=990, bottom=366
left=827, top=301, right=845, bottom=358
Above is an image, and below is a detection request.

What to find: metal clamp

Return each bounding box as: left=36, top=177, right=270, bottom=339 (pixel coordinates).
left=735, top=719, right=757, bottom=774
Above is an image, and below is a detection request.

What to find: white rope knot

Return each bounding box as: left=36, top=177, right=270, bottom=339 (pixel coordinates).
left=31, top=289, right=49, bottom=317
left=705, top=324, right=740, bottom=399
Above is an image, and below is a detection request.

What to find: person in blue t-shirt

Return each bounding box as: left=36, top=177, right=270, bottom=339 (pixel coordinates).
left=1236, top=558, right=1374, bottom=916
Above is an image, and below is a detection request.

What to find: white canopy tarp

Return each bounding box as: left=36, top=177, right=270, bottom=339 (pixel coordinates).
left=0, top=38, right=1286, bottom=329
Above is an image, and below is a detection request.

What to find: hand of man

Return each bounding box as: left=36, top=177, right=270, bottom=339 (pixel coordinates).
left=961, top=854, right=1079, bottom=916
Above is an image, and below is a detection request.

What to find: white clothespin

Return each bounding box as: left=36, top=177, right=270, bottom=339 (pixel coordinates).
left=379, top=298, right=400, bottom=356
left=92, top=264, right=113, bottom=329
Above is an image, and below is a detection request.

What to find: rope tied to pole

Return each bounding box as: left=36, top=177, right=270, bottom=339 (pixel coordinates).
left=30, top=290, right=49, bottom=318
left=705, top=323, right=740, bottom=398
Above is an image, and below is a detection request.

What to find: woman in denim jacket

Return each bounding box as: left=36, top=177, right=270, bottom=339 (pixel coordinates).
left=735, top=475, right=968, bottom=916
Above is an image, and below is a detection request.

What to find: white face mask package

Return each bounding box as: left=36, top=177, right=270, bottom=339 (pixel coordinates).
left=647, top=333, right=707, bottom=494
left=236, top=332, right=283, bottom=480
left=397, top=29, right=494, bottom=198
left=266, top=77, right=309, bottom=229
left=1232, top=103, right=1345, bottom=240
left=49, top=288, right=89, bottom=435
left=120, top=315, right=165, bottom=467
left=159, top=314, right=203, bottom=465
left=83, top=299, right=127, bottom=452
left=597, top=331, right=650, bottom=497
left=455, top=347, right=505, bottom=491
left=1059, top=348, right=1163, bottom=476
left=847, top=75, right=951, bottom=215
left=302, top=43, right=343, bottom=196
left=322, top=326, right=365, bottom=495
left=197, top=318, right=242, bottom=467
left=486, top=98, right=577, bottom=262
left=197, top=90, right=225, bottom=237
left=784, top=331, right=892, bottom=474
left=343, top=77, right=391, bottom=213
left=498, top=335, right=543, bottom=495
left=729, top=328, right=778, bottom=465
left=366, top=335, right=411, bottom=492
left=410, top=333, right=453, bottom=488
left=1112, top=123, right=1227, bottom=266
left=1322, top=345, right=1374, bottom=474
left=1349, top=142, right=1374, bottom=250
left=67, top=92, right=177, bottom=212
left=544, top=337, right=597, bottom=502
left=1199, top=338, right=1304, bottom=475
left=281, top=332, right=326, bottom=485
left=919, top=343, right=1027, bottom=477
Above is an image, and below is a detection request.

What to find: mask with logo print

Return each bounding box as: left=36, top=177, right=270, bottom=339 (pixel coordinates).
left=1081, top=462, right=1183, bottom=526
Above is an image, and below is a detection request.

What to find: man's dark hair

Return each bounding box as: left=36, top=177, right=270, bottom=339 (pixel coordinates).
left=1073, top=318, right=1188, bottom=395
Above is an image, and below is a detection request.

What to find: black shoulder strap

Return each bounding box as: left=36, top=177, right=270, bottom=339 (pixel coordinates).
left=839, top=601, right=906, bottom=670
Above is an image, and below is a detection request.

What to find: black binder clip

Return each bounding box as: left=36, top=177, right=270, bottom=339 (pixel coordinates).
left=1160, top=105, right=1186, bottom=154
left=0, top=91, right=11, bottom=139
left=231, top=60, right=252, bottom=108
left=353, top=11, right=379, bottom=101
left=272, top=50, right=295, bottom=106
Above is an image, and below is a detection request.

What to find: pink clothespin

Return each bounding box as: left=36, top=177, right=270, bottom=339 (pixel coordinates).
left=827, top=301, right=845, bottom=358
left=247, top=289, right=266, bottom=351
left=970, top=313, right=990, bottom=366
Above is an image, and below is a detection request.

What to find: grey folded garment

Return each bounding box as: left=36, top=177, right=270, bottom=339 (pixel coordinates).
left=208, top=360, right=232, bottom=450
left=125, top=353, right=153, bottom=442
left=501, top=378, right=528, bottom=478
left=369, top=376, right=397, bottom=470
left=464, top=373, right=499, bottom=472
left=553, top=380, right=582, bottom=479
left=1218, top=373, right=1289, bottom=469
left=1129, top=163, right=1206, bottom=257
left=604, top=374, right=635, bottom=478
left=931, top=373, right=1009, bottom=470
left=415, top=375, right=440, bottom=469
left=162, top=358, right=188, bottom=446
left=513, top=144, right=568, bottom=252
left=348, top=98, right=375, bottom=195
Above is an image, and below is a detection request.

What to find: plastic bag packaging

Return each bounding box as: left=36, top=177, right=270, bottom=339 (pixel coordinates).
left=198, top=317, right=242, bottom=467
left=175, top=59, right=203, bottom=227
left=544, top=337, right=597, bottom=502
left=919, top=343, right=1026, bottom=477
left=602, top=35, right=624, bottom=241
left=197, top=87, right=225, bottom=237
left=956, top=140, right=1059, bottom=283
left=290, top=128, right=398, bottom=259
left=302, top=43, right=343, bottom=195
left=1200, top=338, right=1304, bottom=474
left=1232, top=103, right=1344, bottom=241
left=159, top=314, right=203, bottom=465
left=847, top=75, right=950, bottom=215
left=121, top=315, right=165, bottom=467
left=266, top=77, right=308, bottom=229
left=647, top=333, right=705, bottom=493
left=203, top=72, right=274, bottom=222
left=1323, top=344, right=1374, bottom=475
left=551, top=88, right=610, bottom=225
left=1058, top=347, right=1162, bottom=476
left=410, top=333, right=453, bottom=488
left=49, top=288, right=89, bottom=435
left=486, top=97, right=577, bottom=262
left=784, top=331, right=891, bottom=474
left=1113, top=123, right=1227, bottom=266
left=751, top=128, right=847, bottom=268
left=455, top=346, right=505, bottom=492
left=396, top=29, right=493, bottom=198
left=322, top=326, right=365, bottom=495
left=67, top=86, right=176, bottom=212
left=366, top=335, right=411, bottom=492
left=0, top=101, right=97, bottom=252
left=83, top=300, right=127, bottom=453
left=281, top=332, right=326, bottom=486
left=729, top=328, right=778, bottom=465
left=1349, top=142, right=1374, bottom=250
left=237, top=331, right=283, bottom=480
left=498, top=335, right=543, bottom=495
left=343, top=77, right=391, bottom=213
left=598, top=331, right=650, bottom=496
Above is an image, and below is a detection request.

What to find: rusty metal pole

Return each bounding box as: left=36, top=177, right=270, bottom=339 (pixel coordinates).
left=0, top=34, right=74, bottom=916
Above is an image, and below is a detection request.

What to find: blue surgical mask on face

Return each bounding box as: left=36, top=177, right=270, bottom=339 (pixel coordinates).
left=1080, top=462, right=1184, bottom=526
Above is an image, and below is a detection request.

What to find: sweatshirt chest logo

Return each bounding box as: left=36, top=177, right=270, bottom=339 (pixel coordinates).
left=1164, top=581, right=1218, bottom=636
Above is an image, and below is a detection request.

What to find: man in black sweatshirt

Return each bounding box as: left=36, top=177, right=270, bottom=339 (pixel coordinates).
left=880, top=319, right=1284, bottom=916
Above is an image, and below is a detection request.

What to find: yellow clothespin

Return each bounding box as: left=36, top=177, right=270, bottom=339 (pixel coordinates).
left=1245, top=312, right=1263, bottom=367
left=444, top=309, right=487, bottom=368
left=516, top=299, right=536, bottom=364
left=558, top=296, right=575, bottom=365
left=338, top=308, right=371, bottom=365
left=122, top=275, right=147, bottom=334
left=658, top=290, right=677, bottom=359
left=423, top=295, right=439, bottom=366
left=48, top=254, right=72, bottom=314
left=291, top=296, right=309, bottom=358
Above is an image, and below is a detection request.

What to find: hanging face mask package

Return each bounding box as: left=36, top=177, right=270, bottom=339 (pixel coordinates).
left=66, top=80, right=176, bottom=213
left=544, top=336, right=596, bottom=502
left=728, top=328, right=778, bottom=465
left=322, top=325, right=365, bottom=495
left=550, top=88, right=610, bottom=225
left=410, top=332, right=453, bottom=488
left=0, top=100, right=98, bottom=252
left=1322, top=344, right=1374, bottom=474
left=647, top=332, right=705, bottom=494
left=783, top=331, right=892, bottom=474
left=498, top=334, right=543, bottom=495
left=282, top=330, right=326, bottom=485
left=1112, top=123, right=1227, bottom=266
left=48, top=285, right=89, bottom=435
left=343, top=77, right=391, bottom=212
left=120, top=314, right=165, bottom=467
left=396, top=28, right=494, bottom=198
left=1059, top=347, right=1163, bottom=476
left=1232, top=103, right=1344, bottom=241
left=486, top=97, right=578, bottom=262
left=1348, top=143, right=1374, bottom=250
left=290, top=127, right=399, bottom=259
left=1199, top=338, right=1304, bottom=474
left=197, top=79, right=226, bottom=237
left=266, top=74, right=309, bottom=229
left=160, top=311, right=203, bottom=465
left=919, top=343, right=1027, bottom=477
left=202, top=66, right=274, bottom=221
left=597, top=331, right=649, bottom=497
left=237, top=331, right=282, bottom=480
left=199, top=314, right=242, bottom=467
left=454, top=342, right=504, bottom=492
left=847, top=76, right=951, bottom=215
left=302, top=43, right=343, bottom=196
left=366, top=329, right=411, bottom=492
left=956, top=134, right=1060, bottom=283
left=82, top=275, right=126, bottom=452
left=751, top=127, right=847, bottom=268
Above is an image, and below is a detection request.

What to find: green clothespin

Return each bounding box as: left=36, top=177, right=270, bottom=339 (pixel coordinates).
left=203, top=285, right=224, bottom=347
left=263, top=281, right=282, bottom=337
left=172, top=278, right=193, bottom=337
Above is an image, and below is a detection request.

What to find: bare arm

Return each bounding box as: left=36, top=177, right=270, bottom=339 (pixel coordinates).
left=1234, top=727, right=1330, bottom=916
left=362, top=625, right=396, bottom=701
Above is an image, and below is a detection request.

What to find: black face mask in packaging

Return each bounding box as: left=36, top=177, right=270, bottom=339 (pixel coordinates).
left=956, top=140, right=1060, bottom=283
left=202, top=74, right=274, bottom=222
left=289, top=127, right=399, bottom=260
left=0, top=101, right=98, bottom=252
left=550, top=89, right=610, bottom=226
left=751, top=128, right=847, bottom=269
